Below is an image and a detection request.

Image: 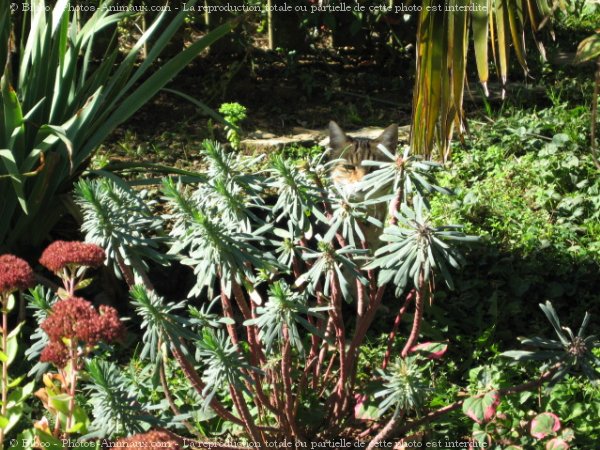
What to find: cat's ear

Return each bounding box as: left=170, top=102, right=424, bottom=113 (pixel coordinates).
left=329, top=121, right=349, bottom=150
left=375, top=124, right=398, bottom=152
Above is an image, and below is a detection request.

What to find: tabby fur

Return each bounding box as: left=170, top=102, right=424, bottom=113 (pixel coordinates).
left=327, top=121, right=399, bottom=251
left=328, top=121, right=398, bottom=198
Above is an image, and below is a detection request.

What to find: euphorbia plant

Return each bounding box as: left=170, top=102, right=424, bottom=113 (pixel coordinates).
left=76, top=139, right=597, bottom=447
left=75, top=138, right=480, bottom=445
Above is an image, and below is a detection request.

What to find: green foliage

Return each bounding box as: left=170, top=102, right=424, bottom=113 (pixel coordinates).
left=74, top=138, right=486, bottom=442
left=195, top=329, right=255, bottom=408
left=375, top=356, right=431, bottom=416
left=218, top=102, right=247, bottom=150
left=367, top=198, right=479, bottom=294
left=433, top=104, right=599, bottom=259
left=83, top=359, right=156, bottom=439
left=502, top=301, right=599, bottom=386
left=245, top=281, right=326, bottom=354
left=130, top=286, right=197, bottom=363
left=75, top=178, right=169, bottom=278
left=24, top=286, right=56, bottom=378
left=0, top=0, right=232, bottom=250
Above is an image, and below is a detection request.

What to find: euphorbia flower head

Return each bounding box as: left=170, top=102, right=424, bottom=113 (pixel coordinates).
left=39, top=241, right=105, bottom=273
left=0, top=254, right=34, bottom=295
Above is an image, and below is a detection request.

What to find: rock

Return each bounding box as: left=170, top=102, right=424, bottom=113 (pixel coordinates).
left=240, top=125, right=410, bottom=153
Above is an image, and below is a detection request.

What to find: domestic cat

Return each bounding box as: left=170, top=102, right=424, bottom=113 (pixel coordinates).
left=328, top=121, right=398, bottom=198
left=327, top=121, right=398, bottom=251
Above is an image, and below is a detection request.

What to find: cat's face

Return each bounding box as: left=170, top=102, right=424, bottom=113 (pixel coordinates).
left=328, top=121, right=398, bottom=196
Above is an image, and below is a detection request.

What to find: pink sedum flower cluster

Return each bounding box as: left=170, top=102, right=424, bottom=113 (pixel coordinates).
left=0, top=254, right=34, bottom=295
left=39, top=241, right=105, bottom=273
left=40, top=297, right=124, bottom=368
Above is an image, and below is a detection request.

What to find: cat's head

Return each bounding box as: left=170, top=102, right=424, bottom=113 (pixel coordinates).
left=328, top=121, right=398, bottom=194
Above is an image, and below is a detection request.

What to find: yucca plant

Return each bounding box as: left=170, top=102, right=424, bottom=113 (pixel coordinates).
left=410, top=0, right=564, bottom=159
left=0, top=0, right=233, bottom=250
left=574, top=29, right=600, bottom=169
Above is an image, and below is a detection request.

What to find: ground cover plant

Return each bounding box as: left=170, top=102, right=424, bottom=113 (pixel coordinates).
left=1, top=135, right=597, bottom=449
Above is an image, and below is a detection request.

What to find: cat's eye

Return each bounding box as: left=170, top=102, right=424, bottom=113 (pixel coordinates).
left=343, top=164, right=355, bottom=171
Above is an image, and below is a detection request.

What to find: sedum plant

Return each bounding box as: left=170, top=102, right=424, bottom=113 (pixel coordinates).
left=0, top=255, right=35, bottom=449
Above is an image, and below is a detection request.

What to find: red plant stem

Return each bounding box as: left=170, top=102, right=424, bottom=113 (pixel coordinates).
left=329, top=270, right=347, bottom=420
left=318, top=351, right=338, bottom=398
left=293, top=355, right=318, bottom=417
left=219, top=287, right=240, bottom=346
left=170, top=346, right=243, bottom=426
left=129, top=257, right=155, bottom=291
left=365, top=411, right=405, bottom=450
left=305, top=315, right=319, bottom=375
left=230, top=281, right=279, bottom=422
left=314, top=315, right=334, bottom=388
left=115, top=253, right=136, bottom=288
left=159, top=357, right=199, bottom=436
left=401, top=271, right=426, bottom=358
left=66, top=343, right=78, bottom=432
left=229, top=385, right=265, bottom=446
left=281, top=326, right=301, bottom=439
left=232, top=280, right=266, bottom=366
left=291, top=255, right=303, bottom=280
left=0, top=296, right=7, bottom=448
left=345, top=285, right=386, bottom=388
left=382, top=290, right=414, bottom=369
left=356, top=231, right=375, bottom=320
left=356, top=277, right=367, bottom=320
